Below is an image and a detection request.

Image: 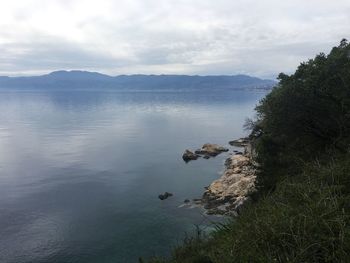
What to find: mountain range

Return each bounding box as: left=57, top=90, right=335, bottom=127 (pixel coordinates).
left=0, top=70, right=276, bottom=91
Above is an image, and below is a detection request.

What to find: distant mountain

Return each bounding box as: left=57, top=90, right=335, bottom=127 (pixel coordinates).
left=44, top=70, right=113, bottom=81
left=0, top=70, right=276, bottom=91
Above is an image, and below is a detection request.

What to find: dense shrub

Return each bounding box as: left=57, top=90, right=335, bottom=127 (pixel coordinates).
left=254, top=39, right=350, bottom=191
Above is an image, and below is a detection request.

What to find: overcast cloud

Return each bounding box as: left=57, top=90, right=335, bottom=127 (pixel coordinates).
left=0, top=0, right=349, bottom=78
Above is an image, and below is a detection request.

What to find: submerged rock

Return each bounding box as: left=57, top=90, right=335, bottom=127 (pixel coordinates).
left=182, top=150, right=199, bottom=162
left=158, top=192, right=173, bottom=200
left=192, top=198, right=202, bottom=205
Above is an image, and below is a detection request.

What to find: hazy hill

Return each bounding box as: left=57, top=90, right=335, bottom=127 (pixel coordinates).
left=0, top=70, right=276, bottom=91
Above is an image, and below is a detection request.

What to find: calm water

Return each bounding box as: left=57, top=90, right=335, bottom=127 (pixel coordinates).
left=0, top=89, right=265, bottom=263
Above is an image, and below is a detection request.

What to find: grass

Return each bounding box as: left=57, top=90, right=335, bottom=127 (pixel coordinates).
left=147, top=156, right=350, bottom=263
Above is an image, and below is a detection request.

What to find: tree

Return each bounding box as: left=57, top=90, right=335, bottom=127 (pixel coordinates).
left=252, top=39, right=350, bottom=190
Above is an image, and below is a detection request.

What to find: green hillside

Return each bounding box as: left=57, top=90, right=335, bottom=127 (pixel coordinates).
left=147, top=39, right=350, bottom=263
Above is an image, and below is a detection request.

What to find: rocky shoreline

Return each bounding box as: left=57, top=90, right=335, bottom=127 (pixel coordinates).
left=183, top=139, right=257, bottom=216
left=182, top=144, right=229, bottom=162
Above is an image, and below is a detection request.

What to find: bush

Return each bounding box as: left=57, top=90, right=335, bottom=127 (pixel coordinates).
left=254, top=39, right=350, bottom=192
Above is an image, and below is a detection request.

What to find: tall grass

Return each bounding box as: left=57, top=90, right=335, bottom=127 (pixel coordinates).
left=148, top=156, right=350, bottom=262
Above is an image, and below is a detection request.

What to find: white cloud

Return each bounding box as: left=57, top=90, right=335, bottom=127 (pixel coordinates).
left=0, top=0, right=349, bottom=77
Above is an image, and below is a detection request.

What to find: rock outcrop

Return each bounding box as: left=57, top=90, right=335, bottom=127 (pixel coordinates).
left=182, top=144, right=229, bottom=162
left=229, top=138, right=249, bottom=147
left=195, top=143, right=229, bottom=157
left=201, top=139, right=257, bottom=215
left=180, top=139, right=256, bottom=215
left=158, top=192, right=173, bottom=200
left=182, top=150, right=199, bottom=162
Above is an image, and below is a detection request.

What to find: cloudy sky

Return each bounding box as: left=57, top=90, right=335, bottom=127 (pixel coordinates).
left=0, top=0, right=349, bottom=78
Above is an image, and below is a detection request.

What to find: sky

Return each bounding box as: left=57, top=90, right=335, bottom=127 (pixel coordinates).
left=0, top=0, right=349, bottom=78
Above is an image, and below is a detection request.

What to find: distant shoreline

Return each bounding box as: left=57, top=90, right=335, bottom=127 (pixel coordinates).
left=0, top=70, right=276, bottom=91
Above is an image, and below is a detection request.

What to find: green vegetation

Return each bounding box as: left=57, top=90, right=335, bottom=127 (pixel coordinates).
left=147, top=39, right=350, bottom=262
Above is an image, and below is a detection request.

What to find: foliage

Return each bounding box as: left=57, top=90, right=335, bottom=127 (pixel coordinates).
left=149, top=157, right=350, bottom=262
left=254, top=39, right=350, bottom=191
left=146, top=40, right=350, bottom=263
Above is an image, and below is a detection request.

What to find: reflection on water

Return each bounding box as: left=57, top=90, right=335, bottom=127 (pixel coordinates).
left=0, top=90, right=266, bottom=263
